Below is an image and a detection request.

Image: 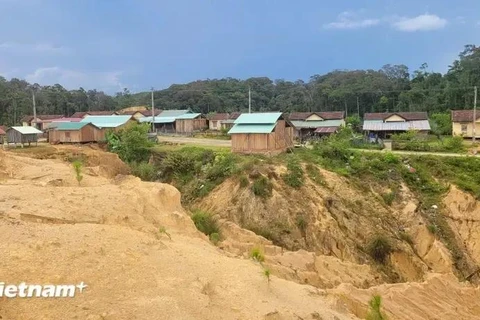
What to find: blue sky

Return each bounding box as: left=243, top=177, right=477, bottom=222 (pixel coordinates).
left=0, top=0, right=479, bottom=93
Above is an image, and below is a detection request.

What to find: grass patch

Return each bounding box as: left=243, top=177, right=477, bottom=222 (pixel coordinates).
left=282, top=157, right=304, bottom=188
left=381, top=191, right=396, bottom=206
left=250, top=246, right=265, bottom=262
left=209, top=232, right=221, bottom=245
left=130, top=162, right=156, bottom=181
left=427, top=224, right=438, bottom=235
left=251, top=176, right=273, bottom=198
left=366, top=295, right=388, bottom=320
left=367, top=235, right=393, bottom=264
left=239, top=174, right=249, bottom=188
left=398, top=231, right=413, bottom=245
left=305, top=163, right=325, bottom=185
left=191, top=209, right=220, bottom=236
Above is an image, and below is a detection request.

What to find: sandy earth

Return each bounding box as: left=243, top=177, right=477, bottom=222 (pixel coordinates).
left=1, top=147, right=480, bottom=319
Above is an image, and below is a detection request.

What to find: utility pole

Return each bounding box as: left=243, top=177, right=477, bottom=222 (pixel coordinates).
left=473, top=86, right=478, bottom=144
left=32, top=89, right=37, bottom=128
left=151, top=87, right=155, bottom=133
left=248, top=86, right=251, bottom=113
left=356, top=96, right=360, bottom=117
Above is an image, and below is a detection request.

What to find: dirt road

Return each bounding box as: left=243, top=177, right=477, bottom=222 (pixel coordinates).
left=157, top=135, right=231, bottom=147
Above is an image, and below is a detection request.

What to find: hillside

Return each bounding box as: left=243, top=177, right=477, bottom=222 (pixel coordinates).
left=1, top=145, right=480, bottom=319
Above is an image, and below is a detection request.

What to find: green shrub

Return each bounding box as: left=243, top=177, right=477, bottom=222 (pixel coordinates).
left=366, top=295, right=388, bottom=320
left=158, top=226, right=171, bottom=240
left=398, top=231, right=413, bottom=245
left=427, top=224, right=438, bottom=235
left=239, top=175, right=249, bottom=188
left=305, top=163, right=324, bottom=185
left=130, top=162, right=156, bottom=181
left=250, top=246, right=265, bottom=262
left=251, top=176, right=273, bottom=198
left=367, top=235, right=393, bottom=264
left=441, top=136, right=464, bottom=152
left=72, top=160, right=83, bottom=185
left=191, top=210, right=220, bottom=236
left=383, top=152, right=400, bottom=164
left=263, top=267, right=271, bottom=282
left=381, top=192, right=396, bottom=206
left=282, top=157, right=304, bottom=188
left=209, top=232, right=221, bottom=245
left=106, top=123, right=154, bottom=163
left=296, top=215, right=307, bottom=233
left=205, top=153, right=237, bottom=182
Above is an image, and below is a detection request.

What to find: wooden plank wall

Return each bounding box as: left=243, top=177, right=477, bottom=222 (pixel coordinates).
left=176, top=119, right=207, bottom=134
left=231, top=120, right=294, bottom=155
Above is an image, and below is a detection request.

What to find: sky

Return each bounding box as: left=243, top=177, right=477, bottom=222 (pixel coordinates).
left=0, top=0, right=479, bottom=93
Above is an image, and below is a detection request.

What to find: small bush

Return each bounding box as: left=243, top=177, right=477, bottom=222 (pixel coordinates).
left=239, top=175, right=249, bottom=188
left=263, top=267, right=271, bottom=282
left=282, top=157, right=304, bottom=188
left=130, top=162, right=156, bottom=181
left=366, top=295, right=388, bottom=320
left=250, top=246, right=265, bottom=262
left=367, top=235, right=393, bottom=264
left=427, top=224, right=438, bottom=235
left=398, top=231, right=413, bottom=245
left=383, top=152, right=400, bottom=164
left=305, top=163, right=324, bottom=185
left=191, top=210, right=220, bottom=236
left=72, top=160, right=83, bottom=185
left=158, top=226, right=171, bottom=240
left=251, top=176, right=273, bottom=198
left=296, top=215, right=307, bottom=233
left=381, top=192, right=396, bottom=206
left=209, top=232, right=221, bottom=245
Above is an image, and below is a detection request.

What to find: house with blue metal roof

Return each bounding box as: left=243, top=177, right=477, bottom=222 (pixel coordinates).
left=228, top=113, right=294, bottom=155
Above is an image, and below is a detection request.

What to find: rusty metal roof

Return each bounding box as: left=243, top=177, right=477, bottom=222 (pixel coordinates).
left=451, top=110, right=480, bottom=122
left=314, top=126, right=339, bottom=133
left=289, top=111, right=345, bottom=121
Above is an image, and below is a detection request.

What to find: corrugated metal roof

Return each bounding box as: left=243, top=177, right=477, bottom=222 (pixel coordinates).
left=139, top=116, right=176, bottom=124
left=363, top=120, right=431, bottom=131
left=81, top=115, right=131, bottom=128
left=364, top=112, right=428, bottom=121
left=451, top=110, right=480, bottom=122
left=228, top=123, right=276, bottom=134
left=158, top=110, right=190, bottom=117
left=314, top=126, right=339, bottom=133
left=290, top=120, right=343, bottom=129
left=55, top=122, right=91, bottom=131
left=10, top=126, right=43, bottom=134
left=289, top=111, right=345, bottom=121
left=176, top=113, right=201, bottom=120
left=234, top=113, right=283, bottom=124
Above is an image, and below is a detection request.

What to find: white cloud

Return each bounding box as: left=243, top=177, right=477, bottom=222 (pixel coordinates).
left=391, top=14, right=447, bottom=32
left=25, top=67, right=124, bottom=91
left=0, top=42, right=69, bottom=54
left=324, top=11, right=380, bottom=30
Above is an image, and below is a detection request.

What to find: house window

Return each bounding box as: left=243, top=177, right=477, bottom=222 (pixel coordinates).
left=461, top=124, right=468, bottom=133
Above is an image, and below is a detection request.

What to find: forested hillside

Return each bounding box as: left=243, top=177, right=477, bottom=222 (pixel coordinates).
left=0, top=45, right=479, bottom=126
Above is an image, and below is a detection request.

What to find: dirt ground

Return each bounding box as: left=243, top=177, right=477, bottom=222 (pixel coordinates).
left=1, top=147, right=480, bottom=319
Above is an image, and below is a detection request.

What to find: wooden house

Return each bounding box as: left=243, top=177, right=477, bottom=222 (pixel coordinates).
left=71, top=111, right=118, bottom=119
left=48, top=122, right=101, bottom=144
left=363, top=112, right=430, bottom=139
left=228, top=113, right=294, bottom=155
left=288, top=111, right=345, bottom=140
left=208, top=112, right=240, bottom=131
left=6, top=126, right=43, bottom=147
left=80, top=115, right=136, bottom=141
left=21, top=115, right=65, bottom=130
left=175, top=113, right=207, bottom=134
left=451, top=110, right=480, bottom=138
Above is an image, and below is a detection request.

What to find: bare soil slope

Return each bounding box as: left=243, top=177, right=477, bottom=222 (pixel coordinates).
left=1, top=147, right=479, bottom=319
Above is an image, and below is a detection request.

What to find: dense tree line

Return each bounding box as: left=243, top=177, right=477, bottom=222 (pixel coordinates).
left=1, top=45, right=479, bottom=126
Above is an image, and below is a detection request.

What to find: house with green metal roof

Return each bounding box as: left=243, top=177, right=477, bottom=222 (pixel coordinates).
left=49, top=122, right=101, bottom=144
left=228, top=113, right=294, bottom=155
left=139, top=110, right=207, bottom=134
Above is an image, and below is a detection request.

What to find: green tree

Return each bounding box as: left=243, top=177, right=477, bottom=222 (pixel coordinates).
left=106, top=123, right=154, bottom=163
